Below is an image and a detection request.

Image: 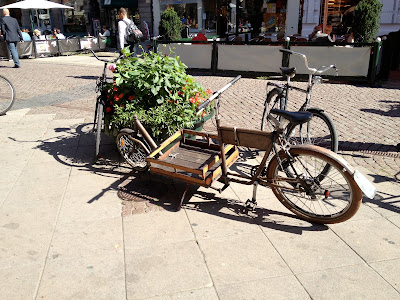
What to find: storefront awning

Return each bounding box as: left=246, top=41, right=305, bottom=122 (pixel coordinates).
left=101, top=0, right=138, bottom=8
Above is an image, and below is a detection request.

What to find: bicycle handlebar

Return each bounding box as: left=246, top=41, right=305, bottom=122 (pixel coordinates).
left=196, top=75, right=241, bottom=115
left=279, top=48, right=338, bottom=75
left=86, top=49, right=123, bottom=63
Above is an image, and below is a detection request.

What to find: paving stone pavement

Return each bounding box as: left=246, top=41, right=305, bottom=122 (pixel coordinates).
left=0, top=53, right=399, bottom=299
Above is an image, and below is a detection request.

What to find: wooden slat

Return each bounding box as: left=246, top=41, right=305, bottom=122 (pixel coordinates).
left=148, top=130, right=181, bottom=158
left=147, top=157, right=203, bottom=176
left=182, top=129, right=219, bottom=140
left=150, top=166, right=209, bottom=186
left=158, top=142, right=180, bottom=160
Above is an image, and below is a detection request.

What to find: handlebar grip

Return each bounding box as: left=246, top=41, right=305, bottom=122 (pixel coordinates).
left=279, top=49, right=293, bottom=55
left=196, top=75, right=242, bottom=113
left=197, top=97, right=211, bottom=112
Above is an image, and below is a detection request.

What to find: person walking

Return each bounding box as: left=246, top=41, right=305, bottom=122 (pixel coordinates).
left=0, top=9, right=23, bottom=68
left=117, top=7, right=134, bottom=54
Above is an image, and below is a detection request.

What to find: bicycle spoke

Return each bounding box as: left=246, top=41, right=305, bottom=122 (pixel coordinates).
left=274, top=153, right=352, bottom=218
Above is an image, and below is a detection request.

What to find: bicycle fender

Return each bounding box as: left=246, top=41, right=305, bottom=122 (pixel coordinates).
left=282, top=145, right=376, bottom=199
left=269, top=145, right=356, bottom=176
left=118, top=128, right=135, bottom=134
left=306, top=107, right=325, bottom=113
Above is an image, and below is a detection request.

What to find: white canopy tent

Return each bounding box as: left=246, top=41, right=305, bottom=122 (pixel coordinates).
left=0, top=0, right=73, bottom=10
left=0, top=0, right=74, bottom=33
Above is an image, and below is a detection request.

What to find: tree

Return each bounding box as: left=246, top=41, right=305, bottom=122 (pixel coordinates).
left=159, top=7, right=182, bottom=40
left=353, top=0, right=383, bottom=43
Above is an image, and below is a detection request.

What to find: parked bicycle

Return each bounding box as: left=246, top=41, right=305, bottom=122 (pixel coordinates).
left=142, top=76, right=375, bottom=223
left=0, top=75, right=15, bottom=115
left=89, top=49, right=123, bottom=160
left=261, top=49, right=338, bottom=154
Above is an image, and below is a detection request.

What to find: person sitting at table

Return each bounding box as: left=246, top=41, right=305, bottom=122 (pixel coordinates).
left=33, top=29, right=45, bottom=40
left=324, top=25, right=336, bottom=42
left=192, top=28, right=207, bottom=42
left=99, top=25, right=110, bottom=37
left=21, top=28, right=31, bottom=41
left=309, top=25, right=333, bottom=43
left=51, top=28, right=65, bottom=39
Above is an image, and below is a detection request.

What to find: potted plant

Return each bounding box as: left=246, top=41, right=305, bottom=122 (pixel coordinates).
left=352, top=0, right=383, bottom=43
left=103, top=47, right=213, bottom=142
left=159, top=7, right=182, bottom=41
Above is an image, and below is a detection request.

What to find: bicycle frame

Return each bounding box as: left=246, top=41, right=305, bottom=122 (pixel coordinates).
left=266, top=49, right=337, bottom=112
left=196, top=76, right=298, bottom=207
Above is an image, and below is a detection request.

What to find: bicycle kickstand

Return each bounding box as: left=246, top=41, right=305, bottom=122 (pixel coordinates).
left=177, top=183, right=191, bottom=211
left=245, top=182, right=258, bottom=211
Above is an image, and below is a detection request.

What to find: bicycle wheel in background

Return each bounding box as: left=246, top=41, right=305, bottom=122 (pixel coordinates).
left=261, top=88, right=285, bottom=131
left=94, top=101, right=104, bottom=159
left=116, top=130, right=149, bottom=171
left=286, top=109, right=338, bottom=178
left=267, top=146, right=362, bottom=224
left=286, top=109, right=338, bottom=152
left=0, top=75, right=15, bottom=115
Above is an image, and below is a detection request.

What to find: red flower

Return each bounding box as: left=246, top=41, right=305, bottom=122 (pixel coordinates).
left=128, top=95, right=135, bottom=100
left=114, top=97, right=120, bottom=102
left=196, top=92, right=200, bottom=97
left=113, top=87, right=118, bottom=92
left=106, top=107, right=112, bottom=112
left=120, top=93, right=124, bottom=98
left=189, top=97, right=195, bottom=103
left=201, top=111, right=206, bottom=117
left=182, top=87, right=185, bottom=91
left=206, top=89, right=212, bottom=95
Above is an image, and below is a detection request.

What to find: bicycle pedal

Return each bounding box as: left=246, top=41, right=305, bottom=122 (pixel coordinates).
left=245, top=199, right=257, bottom=211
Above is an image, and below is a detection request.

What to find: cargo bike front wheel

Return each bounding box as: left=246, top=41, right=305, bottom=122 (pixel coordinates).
left=116, top=129, right=150, bottom=172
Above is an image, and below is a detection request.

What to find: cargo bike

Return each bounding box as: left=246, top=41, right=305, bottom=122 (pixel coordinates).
left=117, top=76, right=376, bottom=224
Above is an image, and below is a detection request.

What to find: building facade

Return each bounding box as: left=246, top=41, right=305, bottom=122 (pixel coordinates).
left=1, top=0, right=398, bottom=38
left=302, top=0, right=400, bottom=36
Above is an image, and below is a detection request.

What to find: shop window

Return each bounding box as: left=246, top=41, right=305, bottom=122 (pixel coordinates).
left=261, top=0, right=287, bottom=33
left=63, top=0, right=86, bottom=33
left=320, top=0, right=360, bottom=35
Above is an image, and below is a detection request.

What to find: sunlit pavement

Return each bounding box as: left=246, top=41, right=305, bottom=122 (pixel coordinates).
left=0, top=53, right=399, bottom=299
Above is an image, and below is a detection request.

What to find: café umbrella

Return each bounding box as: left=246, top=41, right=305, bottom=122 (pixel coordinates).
left=0, top=0, right=74, bottom=32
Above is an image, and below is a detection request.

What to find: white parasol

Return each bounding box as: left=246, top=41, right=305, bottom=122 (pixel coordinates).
left=0, top=0, right=73, bottom=10
left=0, top=0, right=74, bottom=33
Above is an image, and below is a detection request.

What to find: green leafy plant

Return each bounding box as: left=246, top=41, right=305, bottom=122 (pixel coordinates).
left=159, top=7, right=182, bottom=40
left=353, top=0, right=383, bottom=43
left=103, top=47, right=213, bottom=140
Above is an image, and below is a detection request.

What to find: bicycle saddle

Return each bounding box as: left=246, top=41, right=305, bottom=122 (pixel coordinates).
left=270, top=109, right=312, bottom=125
left=279, top=67, right=296, bottom=78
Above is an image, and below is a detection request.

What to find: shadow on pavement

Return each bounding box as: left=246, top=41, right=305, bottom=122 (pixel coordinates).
left=338, top=141, right=399, bottom=153
left=360, top=100, right=400, bottom=118
left=185, top=190, right=329, bottom=235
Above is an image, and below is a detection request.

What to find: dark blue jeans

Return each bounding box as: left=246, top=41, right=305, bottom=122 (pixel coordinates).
left=7, top=41, right=20, bottom=67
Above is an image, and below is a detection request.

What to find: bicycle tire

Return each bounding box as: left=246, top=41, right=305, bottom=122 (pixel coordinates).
left=267, top=146, right=362, bottom=224
left=0, top=75, right=15, bottom=115
left=94, top=102, right=103, bottom=159
left=286, top=109, right=338, bottom=179
left=116, top=131, right=149, bottom=172
left=261, top=88, right=284, bottom=131
left=286, top=109, right=338, bottom=152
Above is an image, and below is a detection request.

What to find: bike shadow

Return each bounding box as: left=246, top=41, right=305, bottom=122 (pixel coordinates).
left=182, top=188, right=329, bottom=235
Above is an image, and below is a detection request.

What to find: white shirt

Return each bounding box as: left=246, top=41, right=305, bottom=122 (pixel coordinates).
left=100, top=29, right=110, bottom=37
left=118, top=17, right=130, bottom=50
left=56, top=33, right=65, bottom=39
